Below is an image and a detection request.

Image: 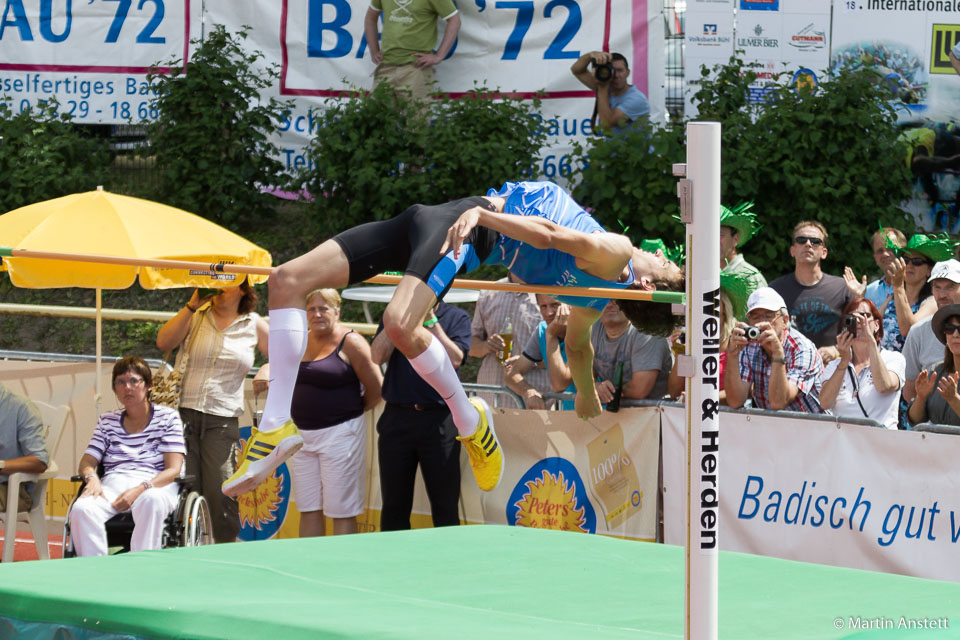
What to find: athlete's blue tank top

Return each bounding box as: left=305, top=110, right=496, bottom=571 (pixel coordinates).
left=482, top=181, right=635, bottom=311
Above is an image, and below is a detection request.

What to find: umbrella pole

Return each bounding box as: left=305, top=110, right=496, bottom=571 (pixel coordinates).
left=96, top=288, right=102, bottom=416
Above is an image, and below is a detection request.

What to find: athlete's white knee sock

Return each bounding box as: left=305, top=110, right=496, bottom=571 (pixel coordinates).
left=259, top=308, right=308, bottom=432
left=408, top=336, right=480, bottom=436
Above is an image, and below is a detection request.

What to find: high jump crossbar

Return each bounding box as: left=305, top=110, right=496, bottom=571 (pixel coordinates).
left=0, top=247, right=686, bottom=304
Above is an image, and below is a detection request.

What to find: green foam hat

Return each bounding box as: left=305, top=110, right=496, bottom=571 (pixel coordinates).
left=719, top=201, right=761, bottom=247
left=719, top=271, right=755, bottom=321
left=640, top=238, right=685, bottom=265
left=887, top=231, right=957, bottom=263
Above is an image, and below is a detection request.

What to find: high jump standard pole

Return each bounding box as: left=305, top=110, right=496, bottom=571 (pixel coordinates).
left=679, top=121, right=721, bottom=640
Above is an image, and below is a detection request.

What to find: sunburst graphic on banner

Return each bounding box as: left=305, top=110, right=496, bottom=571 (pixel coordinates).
left=237, top=472, right=285, bottom=530
left=513, top=470, right=587, bottom=532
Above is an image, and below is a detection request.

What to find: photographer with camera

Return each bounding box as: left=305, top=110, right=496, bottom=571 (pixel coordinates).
left=571, top=51, right=649, bottom=134
left=819, top=298, right=905, bottom=429
left=725, top=287, right=824, bottom=413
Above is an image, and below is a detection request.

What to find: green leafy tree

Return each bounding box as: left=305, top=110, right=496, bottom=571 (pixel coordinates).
left=146, top=25, right=291, bottom=224
left=571, top=56, right=914, bottom=281
left=0, top=100, right=110, bottom=212
left=300, top=84, right=547, bottom=233
left=571, top=122, right=686, bottom=244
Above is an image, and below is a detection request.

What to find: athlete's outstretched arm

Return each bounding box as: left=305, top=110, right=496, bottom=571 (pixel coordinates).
left=563, top=306, right=603, bottom=419
left=441, top=205, right=633, bottom=273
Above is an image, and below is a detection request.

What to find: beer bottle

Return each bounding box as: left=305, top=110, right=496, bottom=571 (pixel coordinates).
left=499, top=316, right=513, bottom=363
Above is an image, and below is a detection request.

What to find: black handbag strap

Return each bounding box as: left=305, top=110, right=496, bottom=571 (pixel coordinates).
left=846, top=364, right=870, bottom=418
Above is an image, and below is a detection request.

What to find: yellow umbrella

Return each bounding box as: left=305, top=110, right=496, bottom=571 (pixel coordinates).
left=0, top=187, right=273, bottom=410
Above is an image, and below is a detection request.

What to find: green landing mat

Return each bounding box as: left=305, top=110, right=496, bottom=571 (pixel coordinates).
left=0, top=525, right=957, bottom=640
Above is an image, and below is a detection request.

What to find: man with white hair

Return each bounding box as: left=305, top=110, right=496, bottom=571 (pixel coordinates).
left=725, top=287, right=824, bottom=413
left=902, top=259, right=960, bottom=403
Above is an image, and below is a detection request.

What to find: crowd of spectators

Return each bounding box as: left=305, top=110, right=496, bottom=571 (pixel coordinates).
left=500, top=212, right=960, bottom=430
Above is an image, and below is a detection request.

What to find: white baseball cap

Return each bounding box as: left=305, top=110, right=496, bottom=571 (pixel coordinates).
left=928, top=259, right=960, bottom=284
left=746, top=287, right=787, bottom=313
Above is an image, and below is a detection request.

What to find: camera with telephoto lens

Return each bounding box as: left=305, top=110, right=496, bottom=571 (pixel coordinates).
left=593, top=61, right=614, bottom=83
left=745, top=326, right=762, bottom=341
left=843, top=314, right=858, bottom=337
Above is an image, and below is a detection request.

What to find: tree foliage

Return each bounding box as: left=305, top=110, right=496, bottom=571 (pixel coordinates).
left=299, top=84, right=548, bottom=234
left=146, top=25, right=291, bottom=224
left=572, top=56, right=915, bottom=280
left=0, top=101, right=110, bottom=212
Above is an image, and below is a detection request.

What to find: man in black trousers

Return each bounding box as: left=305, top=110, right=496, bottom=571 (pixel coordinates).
left=371, top=301, right=472, bottom=530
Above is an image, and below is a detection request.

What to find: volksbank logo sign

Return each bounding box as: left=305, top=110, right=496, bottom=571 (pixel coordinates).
left=789, top=23, right=825, bottom=51
left=738, top=24, right=779, bottom=48
left=689, top=23, right=731, bottom=46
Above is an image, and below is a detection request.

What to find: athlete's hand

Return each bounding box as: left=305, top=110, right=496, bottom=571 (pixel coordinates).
left=440, top=206, right=484, bottom=259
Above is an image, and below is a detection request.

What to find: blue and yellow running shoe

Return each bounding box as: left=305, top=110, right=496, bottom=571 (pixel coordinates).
left=457, top=398, right=504, bottom=492
left=221, top=420, right=303, bottom=497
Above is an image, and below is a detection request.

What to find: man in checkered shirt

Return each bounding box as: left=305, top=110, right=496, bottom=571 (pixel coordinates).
left=724, top=287, right=824, bottom=413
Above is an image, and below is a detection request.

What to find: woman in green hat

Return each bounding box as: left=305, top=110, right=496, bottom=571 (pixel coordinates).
left=878, top=233, right=946, bottom=352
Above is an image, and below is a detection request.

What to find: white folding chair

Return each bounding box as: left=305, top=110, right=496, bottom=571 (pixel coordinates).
left=1, top=401, right=70, bottom=562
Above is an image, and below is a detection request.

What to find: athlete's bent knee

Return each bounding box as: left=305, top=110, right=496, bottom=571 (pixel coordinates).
left=269, top=263, right=303, bottom=302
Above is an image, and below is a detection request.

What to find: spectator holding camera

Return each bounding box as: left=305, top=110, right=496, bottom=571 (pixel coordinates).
left=819, top=298, right=905, bottom=429
left=725, top=287, right=824, bottom=413
left=571, top=51, right=649, bottom=133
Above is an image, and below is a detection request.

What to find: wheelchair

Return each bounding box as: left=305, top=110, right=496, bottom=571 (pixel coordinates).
left=61, top=470, right=213, bottom=557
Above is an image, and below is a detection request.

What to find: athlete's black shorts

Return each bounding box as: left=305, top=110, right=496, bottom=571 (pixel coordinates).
left=332, top=196, right=498, bottom=300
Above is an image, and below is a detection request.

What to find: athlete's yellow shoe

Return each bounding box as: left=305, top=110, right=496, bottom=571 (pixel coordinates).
left=222, top=420, right=303, bottom=497
left=457, top=398, right=504, bottom=492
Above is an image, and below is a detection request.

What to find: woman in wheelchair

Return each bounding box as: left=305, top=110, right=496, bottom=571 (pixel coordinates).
left=69, top=357, right=187, bottom=556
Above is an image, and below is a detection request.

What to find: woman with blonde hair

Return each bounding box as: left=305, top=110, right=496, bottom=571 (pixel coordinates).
left=255, top=288, right=382, bottom=536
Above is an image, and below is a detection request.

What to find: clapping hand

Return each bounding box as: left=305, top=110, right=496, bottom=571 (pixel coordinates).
left=843, top=266, right=867, bottom=297
left=915, top=369, right=937, bottom=400
left=936, top=371, right=960, bottom=405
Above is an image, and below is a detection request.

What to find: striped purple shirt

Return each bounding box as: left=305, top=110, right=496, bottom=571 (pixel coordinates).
left=85, top=404, right=186, bottom=474
left=738, top=326, right=824, bottom=413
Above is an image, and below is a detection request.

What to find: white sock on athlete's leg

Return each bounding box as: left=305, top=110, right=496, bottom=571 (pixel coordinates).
left=259, top=308, right=308, bottom=432
left=408, top=336, right=480, bottom=436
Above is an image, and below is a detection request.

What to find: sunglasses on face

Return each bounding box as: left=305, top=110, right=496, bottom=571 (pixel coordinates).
left=943, top=324, right=960, bottom=336
left=793, top=236, right=823, bottom=246
left=904, top=257, right=932, bottom=267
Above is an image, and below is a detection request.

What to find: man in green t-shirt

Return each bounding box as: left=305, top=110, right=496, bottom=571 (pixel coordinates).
left=364, top=0, right=461, bottom=102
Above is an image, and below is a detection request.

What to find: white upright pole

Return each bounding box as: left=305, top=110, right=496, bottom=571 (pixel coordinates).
left=683, top=122, right=721, bottom=640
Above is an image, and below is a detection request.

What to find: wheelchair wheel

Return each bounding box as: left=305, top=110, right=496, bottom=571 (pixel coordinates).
left=182, top=491, right=214, bottom=547
left=61, top=517, right=76, bottom=558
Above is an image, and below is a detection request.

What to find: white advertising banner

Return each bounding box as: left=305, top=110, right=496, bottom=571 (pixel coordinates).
left=0, top=1, right=666, bottom=180
left=832, top=1, right=960, bottom=232
left=663, top=406, right=960, bottom=582
left=683, top=0, right=734, bottom=116
left=684, top=0, right=830, bottom=116
left=0, top=0, right=203, bottom=121
left=453, top=407, right=661, bottom=540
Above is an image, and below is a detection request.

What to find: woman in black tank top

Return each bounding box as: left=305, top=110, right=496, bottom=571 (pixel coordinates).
left=254, top=288, right=382, bottom=537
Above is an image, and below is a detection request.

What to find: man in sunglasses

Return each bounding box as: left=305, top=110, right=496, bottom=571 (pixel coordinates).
left=770, top=221, right=852, bottom=354
left=724, top=287, right=824, bottom=413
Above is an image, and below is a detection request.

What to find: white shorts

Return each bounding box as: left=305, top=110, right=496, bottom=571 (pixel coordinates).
left=288, top=414, right=366, bottom=517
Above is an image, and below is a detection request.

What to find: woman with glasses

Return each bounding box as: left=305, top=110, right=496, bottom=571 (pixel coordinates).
left=820, top=298, right=905, bottom=429
left=253, top=289, right=382, bottom=537
left=877, top=235, right=939, bottom=353
left=908, top=304, right=960, bottom=427
left=69, top=357, right=186, bottom=556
